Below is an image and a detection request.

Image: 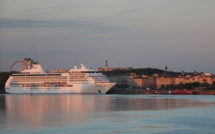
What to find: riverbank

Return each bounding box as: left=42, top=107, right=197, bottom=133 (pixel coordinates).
left=107, top=90, right=215, bottom=95
left=1, top=89, right=215, bottom=95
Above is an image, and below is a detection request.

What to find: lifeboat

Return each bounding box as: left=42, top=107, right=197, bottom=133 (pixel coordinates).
left=62, top=82, right=67, bottom=85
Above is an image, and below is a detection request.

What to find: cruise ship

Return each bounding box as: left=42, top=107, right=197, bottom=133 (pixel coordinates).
left=5, top=58, right=115, bottom=94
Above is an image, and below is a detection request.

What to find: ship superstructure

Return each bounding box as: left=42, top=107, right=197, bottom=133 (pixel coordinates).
left=5, top=59, right=115, bottom=94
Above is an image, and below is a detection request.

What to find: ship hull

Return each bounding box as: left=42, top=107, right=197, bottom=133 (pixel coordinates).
left=6, top=83, right=115, bottom=94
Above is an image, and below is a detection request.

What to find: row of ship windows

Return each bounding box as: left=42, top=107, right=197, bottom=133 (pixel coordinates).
left=12, top=78, right=67, bottom=80
left=94, top=79, right=109, bottom=82
left=69, top=74, right=86, bottom=77
left=70, top=74, right=85, bottom=76
left=13, top=76, right=67, bottom=78
left=69, top=77, right=87, bottom=79
left=12, top=80, right=107, bottom=83
left=69, top=80, right=88, bottom=82
left=12, top=80, right=68, bottom=83
left=13, top=76, right=106, bottom=80
left=13, top=77, right=67, bottom=82
left=90, top=76, right=106, bottom=77
left=69, top=76, right=105, bottom=78
left=93, top=78, right=107, bottom=80
left=95, top=84, right=107, bottom=87
left=10, top=83, right=73, bottom=87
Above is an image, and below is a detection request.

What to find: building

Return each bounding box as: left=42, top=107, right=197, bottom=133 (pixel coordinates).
left=107, top=72, right=156, bottom=89
left=105, top=65, right=215, bottom=90
left=107, top=75, right=137, bottom=89
left=156, top=72, right=215, bottom=89
left=156, top=77, right=176, bottom=89
left=175, top=73, right=213, bottom=85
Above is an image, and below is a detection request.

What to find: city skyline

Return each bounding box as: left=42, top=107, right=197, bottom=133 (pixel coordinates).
left=0, top=0, right=215, bottom=73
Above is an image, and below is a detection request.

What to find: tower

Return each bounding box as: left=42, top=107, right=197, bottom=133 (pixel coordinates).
left=165, top=66, right=168, bottom=72
left=105, top=60, right=108, bottom=71
left=164, top=66, right=168, bottom=77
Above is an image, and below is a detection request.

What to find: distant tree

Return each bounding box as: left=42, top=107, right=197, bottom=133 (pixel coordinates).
left=177, top=82, right=184, bottom=89
left=169, top=84, right=175, bottom=90
left=165, top=85, right=170, bottom=90
left=0, top=72, right=10, bottom=90
left=212, top=81, right=215, bottom=89
left=102, top=68, right=164, bottom=76
left=161, top=84, right=165, bottom=89
left=191, top=82, right=201, bottom=88
left=184, top=83, right=192, bottom=89
left=133, top=68, right=164, bottom=76
left=202, top=82, right=210, bottom=88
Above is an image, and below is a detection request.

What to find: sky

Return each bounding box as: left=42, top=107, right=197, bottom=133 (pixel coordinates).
left=0, top=0, right=215, bottom=73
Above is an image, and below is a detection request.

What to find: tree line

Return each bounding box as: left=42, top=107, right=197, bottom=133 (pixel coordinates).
left=160, top=81, right=215, bottom=90
left=0, top=72, right=10, bottom=91
left=102, top=68, right=164, bottom=76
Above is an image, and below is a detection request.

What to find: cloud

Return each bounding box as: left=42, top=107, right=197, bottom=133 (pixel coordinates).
left=31, top=6, right=75, bottom=12
left=0, top=18, right=126, bottom=32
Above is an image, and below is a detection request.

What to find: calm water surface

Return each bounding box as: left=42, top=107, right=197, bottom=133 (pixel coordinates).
left=0, top=94, right=215, bottom=134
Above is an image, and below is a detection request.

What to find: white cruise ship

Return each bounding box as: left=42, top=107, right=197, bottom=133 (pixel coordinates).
left=5, top=59, right=115, bottom=94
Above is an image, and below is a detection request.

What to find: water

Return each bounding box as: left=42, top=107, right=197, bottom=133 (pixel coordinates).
left=0, top=94, right=215, bottom=134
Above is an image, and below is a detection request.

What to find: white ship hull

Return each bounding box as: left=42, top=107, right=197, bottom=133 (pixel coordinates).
left=6, top=83, right=115, bottom=94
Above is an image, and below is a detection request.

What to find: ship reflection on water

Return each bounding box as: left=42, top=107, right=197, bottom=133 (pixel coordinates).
left=1, top=94, right=215, bottom=132
left=5, top=94, right=110, bottom=129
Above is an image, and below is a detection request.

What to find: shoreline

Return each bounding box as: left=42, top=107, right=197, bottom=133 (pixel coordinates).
left=107, top=89, right=215, bottom=95
left=1, top=90, right=215, bottom=95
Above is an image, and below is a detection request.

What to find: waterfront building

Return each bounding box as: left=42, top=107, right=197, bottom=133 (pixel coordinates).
left=156, top=77, right=176, bottom=89
left=107, top=75, right=137, bottom=89
left=107, top=72, right=156, bottom=89
left=156, top=71, right=215, bottom=89
left=175, top=73, right=213, bottom=85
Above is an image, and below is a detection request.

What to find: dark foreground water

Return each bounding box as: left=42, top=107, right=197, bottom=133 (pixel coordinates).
left=0, top=94, right=215, bottom=134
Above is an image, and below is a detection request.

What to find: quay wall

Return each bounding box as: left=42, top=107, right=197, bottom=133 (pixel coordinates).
left=107, top=89, right=215, bottom=95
